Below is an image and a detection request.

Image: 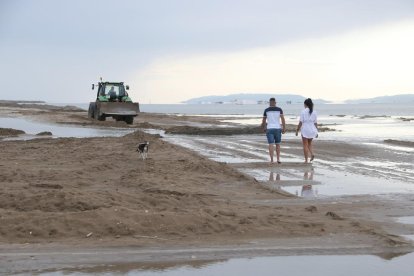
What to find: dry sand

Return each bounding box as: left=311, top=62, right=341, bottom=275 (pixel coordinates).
left=0, top=102, right=413, bottom=271
left=2, top=130, right=399, bottom=246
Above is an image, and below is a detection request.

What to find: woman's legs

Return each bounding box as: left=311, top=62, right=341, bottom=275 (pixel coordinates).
left=301, top=136, right=309, bottom=162
left=308, top=138, right=314, bottom=161
left=302, top=137, right=315, bottom=162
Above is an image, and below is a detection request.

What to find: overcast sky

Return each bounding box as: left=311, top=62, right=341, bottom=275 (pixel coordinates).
left=1, top=0, right=413, bottom=103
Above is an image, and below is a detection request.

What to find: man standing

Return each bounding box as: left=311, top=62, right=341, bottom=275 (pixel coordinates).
left=261, top=98, right=286, bottom=164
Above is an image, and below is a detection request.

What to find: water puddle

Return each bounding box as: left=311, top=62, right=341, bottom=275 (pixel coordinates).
left=164, top=135, right=267, bottom=164
left=364, top=142, right=414, bottom=154
left=0, top=117, right=134, bottom=140
left=327, top=121, right=414, bottom=141
left=163, top=134, right=414, bottom=197
left=396, top=216, right=414, bottom=225
left=279, top=168, right=414, bottom=197
left=402, top=235, right=414, bottom=241
left=142, top=128, right=166, bottom=136
left=221, top=117, right=261, bottom=125
left=240, top=166, right=414, bottom=197
left=30, top=252, right=414, bottom=275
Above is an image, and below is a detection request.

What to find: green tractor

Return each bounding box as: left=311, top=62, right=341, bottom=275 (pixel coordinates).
left=88, top=81, right=140, bottom=124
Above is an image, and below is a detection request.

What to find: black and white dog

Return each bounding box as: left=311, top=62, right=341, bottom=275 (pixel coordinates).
left=136, top=141, right=150, bottom=160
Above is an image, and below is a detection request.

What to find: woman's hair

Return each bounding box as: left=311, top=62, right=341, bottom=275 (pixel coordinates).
left=304, top=98, right=314, bottom=114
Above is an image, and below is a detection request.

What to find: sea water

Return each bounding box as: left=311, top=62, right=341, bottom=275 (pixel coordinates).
left=143, top=103, right=414, bottom=117
left=62, top=102, right=414, bottom=117
left=62, top=102, right=414, bottom=141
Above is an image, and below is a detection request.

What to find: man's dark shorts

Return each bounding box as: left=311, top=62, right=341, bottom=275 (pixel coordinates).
left=266, top=128, right=282, bottom=144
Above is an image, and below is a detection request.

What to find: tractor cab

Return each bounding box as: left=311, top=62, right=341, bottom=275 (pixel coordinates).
left=89, top=81, right=140, bottom=124
left=93, top=82, right=132, bottom=102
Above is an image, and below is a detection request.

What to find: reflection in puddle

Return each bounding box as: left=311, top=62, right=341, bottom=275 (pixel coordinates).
left=300, top=185, right=318, bottom=198
left=162, top=131, right=414, bottom=197
left=266, top=169, right=319, bottom=198
left=268, top=171, right=281, bottom=181
left=300, top=169, right=318, bottom=198
left=239, top=164, right=414, bottom=197
left=39, top=252, right=414, bottom=275
left=165, top=135, right=414, bottom=198
left=38, top=260, right=223, bottom=275
left=281, top=168, right=414, bottom=197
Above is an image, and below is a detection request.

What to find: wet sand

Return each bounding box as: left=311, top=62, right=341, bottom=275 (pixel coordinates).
left=0, top=102, right=413, bottom=273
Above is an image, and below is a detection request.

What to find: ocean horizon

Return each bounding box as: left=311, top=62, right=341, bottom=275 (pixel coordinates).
left=52, top=102, right=414, bottom=117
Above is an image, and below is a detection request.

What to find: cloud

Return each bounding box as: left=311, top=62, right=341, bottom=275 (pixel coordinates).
left=129, top=20, right=414, bottom=103
left=0, top=0, right=413, bottom=102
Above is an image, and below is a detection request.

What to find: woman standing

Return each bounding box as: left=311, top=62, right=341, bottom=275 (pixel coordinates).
left=295, top=98, right=318, bottom=163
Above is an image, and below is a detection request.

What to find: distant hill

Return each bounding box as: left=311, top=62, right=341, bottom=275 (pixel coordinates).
left=345, top=94, right=414, bottom=104
left=183, top=93, right=329, bottom=104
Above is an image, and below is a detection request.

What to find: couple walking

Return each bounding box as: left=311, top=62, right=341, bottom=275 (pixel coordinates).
left=261, top=97, right=318, bottom=164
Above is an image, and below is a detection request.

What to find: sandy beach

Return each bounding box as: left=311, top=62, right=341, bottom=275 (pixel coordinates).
left=0, top=102, right=413, bottom=273
left=3, top=1, right=414, bottom=273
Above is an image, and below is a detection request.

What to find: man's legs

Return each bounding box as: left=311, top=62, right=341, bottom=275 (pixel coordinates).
left=266, top=129, right=276, bottom=163
left=268, top=144, right=275, bottom=163
left=276, top=143, right=281, bottom=163
left=274, top=129, right=282, bottom=163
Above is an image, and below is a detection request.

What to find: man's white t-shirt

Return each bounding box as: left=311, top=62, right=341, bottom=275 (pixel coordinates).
left=263, top=106, right=283, bottom=129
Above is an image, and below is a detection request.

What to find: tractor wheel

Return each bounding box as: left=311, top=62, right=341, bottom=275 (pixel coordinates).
left=88, top=103, right=95, bottom=118
left=125, top=116, right=134, bottom=125
left=94, top=107, right=106, bottom=121
left=97, top=114, right=106, bottom=121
